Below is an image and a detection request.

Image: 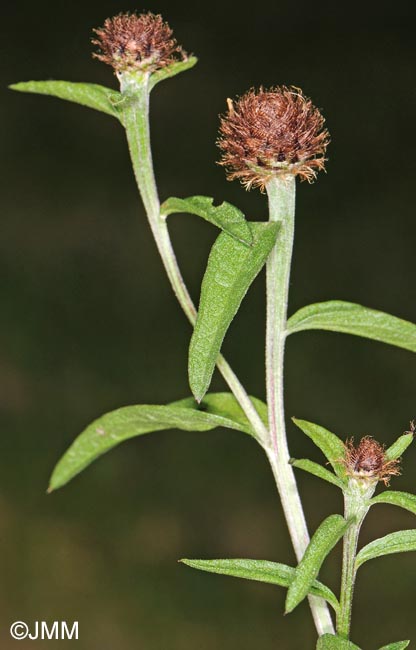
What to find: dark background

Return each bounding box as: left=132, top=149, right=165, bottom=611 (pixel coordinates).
left=2, top=1, right=415, bottom=648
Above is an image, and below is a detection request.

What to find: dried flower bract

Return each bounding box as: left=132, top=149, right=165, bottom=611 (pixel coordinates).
left=343, top=436, right=400, bottom=486
left=218, top=86, right=330, bottom=190
left=92, top=12, right=187, bottom=73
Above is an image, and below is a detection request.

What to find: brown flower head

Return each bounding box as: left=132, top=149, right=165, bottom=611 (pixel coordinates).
left=343, top=436, right=401, bottom=486
left=92, top=12, right=187, bottom=74
left=218, top=86, right=330, bottom=191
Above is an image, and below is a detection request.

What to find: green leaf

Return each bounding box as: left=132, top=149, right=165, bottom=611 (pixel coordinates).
left=10, top=81, right=121, bottom=119
left=174, top=392, right=268, bottom=430
left=379, top=641, right=410, bottom=650
left=160, top=196, right=253, bottom=244
left=290, top=458, right=345, bottom=489
left=149, top=56, right=198, bottom=89
left=189, top=222, right=280, bottom=402
left=378, top=641, right=410, bottom=650
left=385, top=432, right=414, bottom=461
left=287, top=301, right=416, bottom=353
left=285, top=515, right=351, bottom=613
left=317, top=634, right=362, bottom=650
left=370, top=491, right=416, bottom=516
left=292, top=418, right=347, bottom=479
left=49, top=392, right=264, bottom=492
left=355, top=529, right=416, bottom=569
left=180, top=558, right=339, bottom=612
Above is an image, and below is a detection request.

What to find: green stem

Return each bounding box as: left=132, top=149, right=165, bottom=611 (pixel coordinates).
left=121, top=74, right=333, bottom=636
left=337, top=483, right=373, bottom=639
left=265, top=176, right=334, bottom=636
left=120, top=72, right=268, bottom=444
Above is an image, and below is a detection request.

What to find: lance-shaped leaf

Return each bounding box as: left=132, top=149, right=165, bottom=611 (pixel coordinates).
left=378, top=642, right=410, bottom=650
left=370, top=491, right=416, bottom=516
left=160, top=196, right=252, bottom=244
left=355, top=529, right=416, bottom=569
left=49, top=392, right=265, bottom=492
left=10, top=81, right=121, bottom=119
left=385, top=432, right=414, bottom=461
left=292, top=418, right=347, bottom=479
left=317, top=634, right=362, bottom=650
left=285, top=515, right=351, bottom=613
left=175, top=392, right=268, bottom=429
left=189, top=222, right=280, bottom=402
left=290, top=458, right=345, bottom=489
left=149, top=56, right=198, bottom=89
left=180, top=558, right=339, bottom=612
left=287, top=301, right=416, bottom=353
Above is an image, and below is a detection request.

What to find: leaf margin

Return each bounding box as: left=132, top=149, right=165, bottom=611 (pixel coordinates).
left=149, top=56, right=198, bottom=89
left=292, top=418, right=347, bottom=480
left=48, top=392, right=266, bottom=492
left=290, top=458, right=345, bottom=489
left=160, top=195, right=253, bottom=244
left=355, top=529, right=416, bottom=570
left=285, top=514, right=351, bottom=614
left=180, top=557, right=339, bottom=613
left=189, top=222, right=279, bottom=402
left=287, top=300, right=416, bottom=354
left=370, top=491, right=416, bottom=516
left=316, top=633, right=362, bottom=650
left=10, top=80, right=121, bottom=119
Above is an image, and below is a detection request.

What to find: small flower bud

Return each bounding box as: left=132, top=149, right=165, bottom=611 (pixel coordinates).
left=92, top=12, right=187, bottom=74
left=218, top=86, right=330, bottom=191
left=343, top=437, right=400, bottom=486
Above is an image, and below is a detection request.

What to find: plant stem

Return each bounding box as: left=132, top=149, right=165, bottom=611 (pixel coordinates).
left=122, top=74, right=333, bottom=635
left=337, top=482, right=372, bottom=639
left=265, top=175, right=334, bottom=636
left=120, top=73, right=268, bottom=444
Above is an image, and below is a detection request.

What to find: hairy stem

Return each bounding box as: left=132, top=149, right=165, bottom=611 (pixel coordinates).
left=265, top=176, right=334, bottom=635
left=337, top=483, right=372, bottom=639
left=120, top=73, right=268, bottom=443
left=121, top=73, right=333, bottom=635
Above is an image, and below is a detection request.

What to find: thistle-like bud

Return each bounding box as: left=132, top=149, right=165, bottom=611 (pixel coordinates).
left=92, top=12, right=187, bottom=74
left=343, top=437, right=400, bottom=486
left=218, top=86, right=330, bottom=191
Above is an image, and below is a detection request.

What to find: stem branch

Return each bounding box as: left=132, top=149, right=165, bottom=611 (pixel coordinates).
left=337, top=483, right=372, bottom=639
left=120, top=74, right=268, bottom=443
left=121, top=75, right=333, bottom=636
left=265, top=175, right=334, bottom=635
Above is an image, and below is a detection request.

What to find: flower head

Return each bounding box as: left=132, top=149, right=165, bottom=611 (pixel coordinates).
left=92, top=12, right=187, bottom=74
left=343, top=436, right=400, bottom=486
left=218, top=86, right=330, bottom=190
